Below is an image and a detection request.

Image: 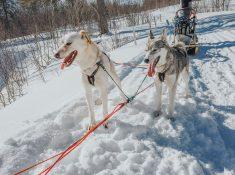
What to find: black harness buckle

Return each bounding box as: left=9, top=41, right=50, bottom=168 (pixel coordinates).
left=158, top=72, right=165, bottom=82
left=87, top=61, right=102, bottom=86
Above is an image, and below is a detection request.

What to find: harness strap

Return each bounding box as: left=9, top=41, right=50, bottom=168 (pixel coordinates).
left=158, top=73, right=165, bottom=82
left=157, top=47, right=186, bottom=82
left=87, top=76, right=95, bottom=86
left=156, top=55, right=172, bottom=82
left=102, top=51, right=111, bottom=62
left=173, top=47, right=187, bottom=83
left=86, top=61, right=101, bottom=86
left=157, top=64, right=171, bottom=82
left=172, top=46, right=187, bottom=58
left=85, top=52, right=112, bottom=86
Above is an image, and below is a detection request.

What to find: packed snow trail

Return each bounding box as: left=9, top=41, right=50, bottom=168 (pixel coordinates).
left=0, top=11, right=235, bottom=175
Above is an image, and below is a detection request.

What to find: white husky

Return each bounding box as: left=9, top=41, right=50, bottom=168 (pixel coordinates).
left=54, top=30, right=125, bottom=129
left=145, top=29, right=190, bottom=119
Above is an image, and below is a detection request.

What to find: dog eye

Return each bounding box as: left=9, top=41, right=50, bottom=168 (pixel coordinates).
left=66, top=42, right=72, bottom=46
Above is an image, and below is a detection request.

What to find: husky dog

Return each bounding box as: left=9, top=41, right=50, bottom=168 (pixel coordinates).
left=145, top=29, right=189, bottom=118
left=54, top=30, right=125, bottom=129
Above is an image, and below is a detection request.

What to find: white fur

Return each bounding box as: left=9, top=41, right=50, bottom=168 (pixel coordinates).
left=55, top=31, right=125, bottom=129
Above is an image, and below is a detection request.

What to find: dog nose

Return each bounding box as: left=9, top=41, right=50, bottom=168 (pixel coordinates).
left=144, top=59, right=149, bottom=63
left=54, top=52, right=60, bottom=59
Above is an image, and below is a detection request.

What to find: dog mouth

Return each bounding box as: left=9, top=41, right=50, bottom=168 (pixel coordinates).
left=61, top=50, right=78, bottom=70
left=147, top=56, right=160, bottom=77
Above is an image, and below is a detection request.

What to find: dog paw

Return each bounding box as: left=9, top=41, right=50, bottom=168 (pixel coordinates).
left=88, top=123, right=96, bottom=130
left=95, top=98, right=102, bottom=105
left=153, top=111, right=162, bottom=118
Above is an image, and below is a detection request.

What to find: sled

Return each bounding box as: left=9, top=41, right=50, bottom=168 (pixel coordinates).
left=174, top=7, right=199, bottom=55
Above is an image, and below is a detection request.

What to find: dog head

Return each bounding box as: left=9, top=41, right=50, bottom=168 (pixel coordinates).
left=54, top=30, right=93, bottom=69
left=144, top=29, right=169, bottom=77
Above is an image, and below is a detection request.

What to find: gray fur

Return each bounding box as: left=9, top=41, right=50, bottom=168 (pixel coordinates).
left=149, top=40, right=188, bottom=76
left=145, top=32, right=190, bottom=117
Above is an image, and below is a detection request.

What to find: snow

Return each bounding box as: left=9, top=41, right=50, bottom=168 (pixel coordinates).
left=0, top=6, right=235, bottom=175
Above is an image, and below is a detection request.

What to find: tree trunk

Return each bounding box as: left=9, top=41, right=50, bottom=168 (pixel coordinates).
left=2, top=0, right=11, bottom=37
left=96, top=0, right=109, bottom=34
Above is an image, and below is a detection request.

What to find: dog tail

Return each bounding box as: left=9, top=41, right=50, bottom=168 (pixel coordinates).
left=174, top=42, right=187, bottom=52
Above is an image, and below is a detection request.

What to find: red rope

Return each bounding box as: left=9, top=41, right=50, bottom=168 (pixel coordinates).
left=38, top=102, right=125, bottom=175
left=13, top=81, right=154, bottom=175
left=13, top=137, right=85, bottom=175
left=13, top=103, right=125, bottom=175
left=14, top=152, right=62, bottom=175
left=136, top=82, right=155, bottom=96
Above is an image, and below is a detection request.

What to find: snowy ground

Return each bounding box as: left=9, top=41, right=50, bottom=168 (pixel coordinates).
left=0, top=9, right=235, bottom=175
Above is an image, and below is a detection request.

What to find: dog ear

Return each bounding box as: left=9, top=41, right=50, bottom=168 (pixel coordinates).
left=79, top=30, right=92, bottom=44
left=149, top=30, right=154, bottom=39
left=161, top=28, right=167, bottom=41
left=145, top=30, right=154, bottom=51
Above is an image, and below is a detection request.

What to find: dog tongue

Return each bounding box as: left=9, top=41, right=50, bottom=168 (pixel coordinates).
left=147, top=63, right=155, bottom=77
left=61, top=60, right=69, bottom=70
left=61, top=63, right=66, bottom=70
left=60, top=50, right=78, bottom=70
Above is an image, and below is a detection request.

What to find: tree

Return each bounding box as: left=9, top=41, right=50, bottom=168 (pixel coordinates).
left=0, top=0, right=19, bottom=37
left=0, top=0, right=28, bottom=39
left=96, top=0, right=109, bottom=34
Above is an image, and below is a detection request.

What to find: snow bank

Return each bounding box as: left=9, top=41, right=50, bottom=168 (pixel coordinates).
left=0, top=7, right=235, bottom=175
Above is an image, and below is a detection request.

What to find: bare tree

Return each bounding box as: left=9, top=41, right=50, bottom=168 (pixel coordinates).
left=0, top=47, right=26, bottom=106
left=0, top=0, right=19, bottom=39
left=1, top=0, right=209, bottom=108
left=96, top=0, right=109, bottom=34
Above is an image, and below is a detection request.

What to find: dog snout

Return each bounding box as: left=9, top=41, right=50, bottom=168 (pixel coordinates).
left=144, top=59, right=149, bottom=63
left=54, top=52, right=60, bottom=59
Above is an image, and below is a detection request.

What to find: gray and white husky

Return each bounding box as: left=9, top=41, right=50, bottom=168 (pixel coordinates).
left=145, top=29, right=190, bottom=118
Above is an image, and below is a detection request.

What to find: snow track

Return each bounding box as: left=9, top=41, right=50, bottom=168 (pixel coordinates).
left=0, top=11, right=235, bottom=175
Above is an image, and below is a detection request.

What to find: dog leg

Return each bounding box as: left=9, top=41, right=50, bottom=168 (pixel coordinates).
left=168, top=83, right=177, bottom=117
left=85, top=86, right=96, bottom=129
left=94, top=90, right=102, bottom=106
left=165, top=75, right=178, bottom=118
left=182, top=67, right=190, bottom=98
left=154, top=78, right=162, bottom=117
left=99, top=86, right=109, bottom=129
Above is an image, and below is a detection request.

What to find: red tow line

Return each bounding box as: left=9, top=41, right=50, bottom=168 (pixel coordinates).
left=14, top=102, right=126, bottom=175
left=38, top=102, right=126, bottom=175
left=13, top=82, right=155, bottom=175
